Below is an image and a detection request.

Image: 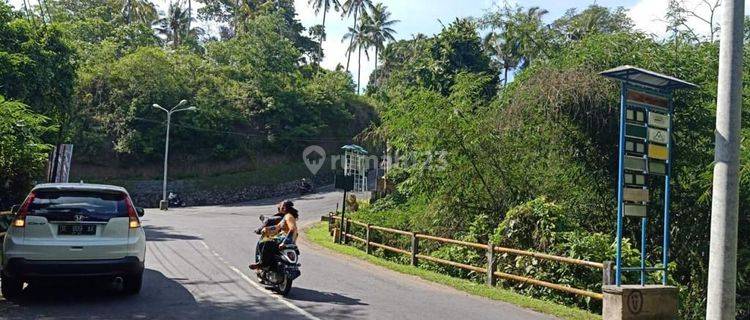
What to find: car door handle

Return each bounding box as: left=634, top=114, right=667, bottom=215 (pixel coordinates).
left=69, top=246, right=84, bottom=250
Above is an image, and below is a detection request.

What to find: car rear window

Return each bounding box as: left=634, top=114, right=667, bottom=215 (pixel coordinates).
left=28, top=190, right=129, bottom=222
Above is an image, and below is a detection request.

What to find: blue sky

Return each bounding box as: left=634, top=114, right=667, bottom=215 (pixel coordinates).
left=6, top=0, right=745, bottom=90
left=289, top=0, right=716, bottom=91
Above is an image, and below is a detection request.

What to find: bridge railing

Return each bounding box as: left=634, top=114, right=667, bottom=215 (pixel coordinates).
left=325, top=214, right=610, bottom=300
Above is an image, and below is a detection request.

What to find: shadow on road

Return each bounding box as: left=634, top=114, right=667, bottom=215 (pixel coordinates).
left=144, top=225, right=203, bottom=242
left=0, top=269, right=307, bottom=320
left=217, top=192, right=334, bottom=208
left=287, top=287, right=368, bottom=306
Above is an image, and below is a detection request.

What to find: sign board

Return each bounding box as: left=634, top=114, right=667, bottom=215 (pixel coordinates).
left=624, top=173, right=646, bottom=186
left=624, top=204, right=647, bottom=217
left=648, top=128, right=669, bottom=145
left=649, top=159, right=667, bottom=175
left=648, top=144, right=669, bottom=160
left=625, top=139, right=647, bottom=155
left=627, top=90, right=668, bottom=109
left=47, top=144, right=74, bottom=183
left=624, top=156, right=647, bottom=172
left=623, top=188, right=649, bottom=203
left=648, top=112, right=670, bottom=129
left=626, top=124, right=647, bottom=139
left=626, top=108, right=646, bottom=123
left=601, top=65, right=695, bottom=287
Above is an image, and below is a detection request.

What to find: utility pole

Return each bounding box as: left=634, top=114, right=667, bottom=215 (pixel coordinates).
left=706, top=0, right=744, bottom=318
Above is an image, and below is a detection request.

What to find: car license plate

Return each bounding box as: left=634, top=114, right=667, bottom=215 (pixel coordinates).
left=58, top=224, right=97, bottom=235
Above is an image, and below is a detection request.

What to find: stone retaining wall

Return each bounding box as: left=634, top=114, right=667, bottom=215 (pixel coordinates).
left=128, top=174, right=333, bottom=208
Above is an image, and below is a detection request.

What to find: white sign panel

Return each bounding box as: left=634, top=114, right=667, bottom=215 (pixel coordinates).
left=648, top=128, right=669, bottom=145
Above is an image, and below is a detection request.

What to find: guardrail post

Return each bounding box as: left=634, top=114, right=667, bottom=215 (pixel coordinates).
left=333, top=228, right=340, bottom=243
left=343, top=219, right=351, bottom=244
left=328, top=212, right=333, bottom=235
left=487, top=241, right=496, bottom=287
left=602, top=261, right=615, bottom=285
left=411, top=232, right=419, bottom=266
left=365, top=224, right=371, bottom=254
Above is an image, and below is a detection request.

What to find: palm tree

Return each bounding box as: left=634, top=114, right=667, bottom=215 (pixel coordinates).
left=365, top=3, right=398, bottom=72
left=341, top=0, right=373, bottom=72
left=482, top=31, right=519, bottom=85
left=152, top=1, right=203, bottom=49
left=121, top=0, right=158, bottom=25
left=343, top=13, right=371, bottom=94
left=21, top=0, right=32, bottom=22
left=37, top=0, right=50, bottom=23
left=308, top=0, right=341, bottom=61
left=512, top=6, right=549, bottom=68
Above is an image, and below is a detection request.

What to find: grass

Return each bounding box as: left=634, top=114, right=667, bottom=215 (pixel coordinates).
left=304, top=222, right=600, bottom=320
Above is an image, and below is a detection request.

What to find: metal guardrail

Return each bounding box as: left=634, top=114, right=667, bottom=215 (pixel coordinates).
left=327, top=214, right=607, bottom=300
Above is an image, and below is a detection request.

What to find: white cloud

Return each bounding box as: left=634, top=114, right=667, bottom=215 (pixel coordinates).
left=628, top=0, right=750, bottom=39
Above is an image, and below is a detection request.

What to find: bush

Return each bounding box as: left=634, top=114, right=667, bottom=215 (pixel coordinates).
left=0, top=96, right=52, bottom=209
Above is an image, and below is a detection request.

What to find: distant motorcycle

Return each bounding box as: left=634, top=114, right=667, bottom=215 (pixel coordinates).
left=298, top=180, right=314, bottom=195
left=253, top=215, right=301, bottom=295
left=168, top=192, right=185, bottom=207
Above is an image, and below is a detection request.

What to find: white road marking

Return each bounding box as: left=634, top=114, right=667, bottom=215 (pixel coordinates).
left=199, top=240, right=322, bottom=320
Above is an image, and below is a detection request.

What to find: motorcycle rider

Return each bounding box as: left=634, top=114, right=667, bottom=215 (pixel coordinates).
left=249, top=200, right=299, bottom=270
left=299, top=178, right=312, bottom=193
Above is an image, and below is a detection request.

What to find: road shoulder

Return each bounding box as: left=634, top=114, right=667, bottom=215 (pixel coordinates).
left=300, top=222, right=600, bottom=320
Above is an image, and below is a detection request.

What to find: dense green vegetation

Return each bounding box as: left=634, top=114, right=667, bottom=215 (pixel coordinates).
left=0, top=0, right=383, bottom=208
left=2, top=0, right=748, bottom=317
left=355, top=4, right=750, bottom=318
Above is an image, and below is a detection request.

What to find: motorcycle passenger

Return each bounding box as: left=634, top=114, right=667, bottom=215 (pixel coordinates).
left=249, top=200, right=299, bottom=270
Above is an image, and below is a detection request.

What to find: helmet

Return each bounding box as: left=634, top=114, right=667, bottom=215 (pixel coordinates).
left=282, top=200, right=294, bottom=208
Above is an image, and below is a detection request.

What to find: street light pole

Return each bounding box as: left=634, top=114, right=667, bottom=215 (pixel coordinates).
left=706, top=0, right=744, bottom=318
left=153, top=100, right=197, bottom=210
left=162, top=111, right=171, bottom=208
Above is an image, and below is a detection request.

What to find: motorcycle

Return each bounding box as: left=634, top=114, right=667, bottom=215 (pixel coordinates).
left=168, top=192, right=185, bottom=207
left=298, top=181, right=314, bottom=195
left=253, top=215, right=301, bottom=295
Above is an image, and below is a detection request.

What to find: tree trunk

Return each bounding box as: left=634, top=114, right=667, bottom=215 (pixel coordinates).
left=319, top=4, right=327, bottom=62
left=345, top=10, right=358, bottom=73
left=37, top=0, right=48, bottom=24
left=188, top=0, right=192, bottom=32
left=374, top=47, right=378, bottom=71
left=22, top=0, right=32, bottom=21
left=357, top=45, right=362, bottom=94
left=123, top=0, right=131, bottom=24
left=503, top=66, right=508, bottom=85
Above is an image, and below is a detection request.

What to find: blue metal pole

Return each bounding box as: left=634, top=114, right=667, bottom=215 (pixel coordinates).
left=616, top=83, right=627, bottom=286
left=662, top=95, right=674, bottom=285
left=641, top=217, right=647, bottom=285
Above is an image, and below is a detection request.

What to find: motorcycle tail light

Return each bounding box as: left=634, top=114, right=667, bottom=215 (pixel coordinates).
left=286, top=252, right=296, bottom=260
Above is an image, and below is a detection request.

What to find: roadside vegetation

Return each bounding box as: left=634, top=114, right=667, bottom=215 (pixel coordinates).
left=355, top=4, right=750, bottom=319
left=2, top=0, right=749, bottom=317
left=0, top=0, right=379, bottom=208
left=304, top=222, right=599, bottom=320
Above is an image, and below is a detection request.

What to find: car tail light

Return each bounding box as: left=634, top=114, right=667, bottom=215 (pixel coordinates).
left=13, top=192, right=35, bottom=228
left=124, top=196, right=140, bottom=228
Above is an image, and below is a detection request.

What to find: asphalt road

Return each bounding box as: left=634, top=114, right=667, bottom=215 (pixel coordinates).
left=0, top=191, right=557, bottom=320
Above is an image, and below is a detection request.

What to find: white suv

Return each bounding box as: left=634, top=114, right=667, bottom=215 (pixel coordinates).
left=1, top=183, right=147, bottom=298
